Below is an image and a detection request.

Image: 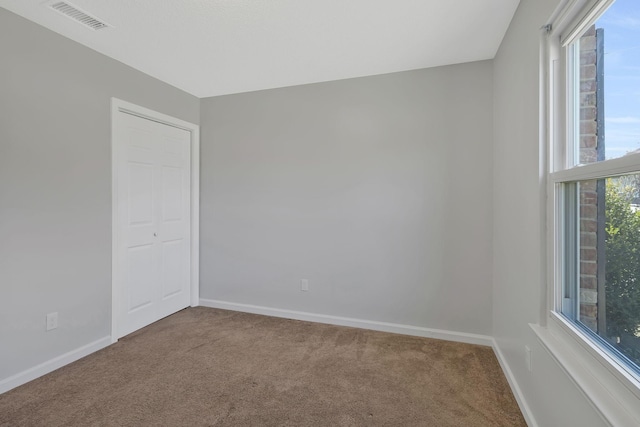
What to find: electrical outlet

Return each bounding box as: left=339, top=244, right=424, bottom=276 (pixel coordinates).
left=46, top=312, right=58, bottom=331
left=525, top=345, right=532, bottom=372
left=300, top=279, right=309, bottom=292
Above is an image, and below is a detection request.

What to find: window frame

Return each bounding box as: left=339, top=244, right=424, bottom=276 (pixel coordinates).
left=542, top=0, right=640, bottom=424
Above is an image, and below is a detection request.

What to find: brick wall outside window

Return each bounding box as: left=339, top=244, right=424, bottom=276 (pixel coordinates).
left=579, top=25, right=601, bottom=331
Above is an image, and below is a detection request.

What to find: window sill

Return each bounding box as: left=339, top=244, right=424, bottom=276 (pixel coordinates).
left=531, top=313, right=640, bottom=426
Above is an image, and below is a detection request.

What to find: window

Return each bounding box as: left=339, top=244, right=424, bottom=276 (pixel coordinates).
left=550, top=0, right=640, bottom=385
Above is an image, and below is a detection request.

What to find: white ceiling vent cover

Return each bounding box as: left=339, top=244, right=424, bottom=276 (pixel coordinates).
left=47, top=1, right=110, bottom=30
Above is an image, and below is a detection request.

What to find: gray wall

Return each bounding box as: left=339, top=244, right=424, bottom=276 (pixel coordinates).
left=492, top=0, right=605, bottom=425
left=0, top=8, right=199, bottom=381
left=200, top=62, right=494, bottom=334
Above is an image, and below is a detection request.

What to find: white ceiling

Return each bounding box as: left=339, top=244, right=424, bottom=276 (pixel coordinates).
left=0, top=0, right=520, bottom=98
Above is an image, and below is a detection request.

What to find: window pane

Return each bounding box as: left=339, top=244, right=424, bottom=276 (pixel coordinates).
left=565, top=174, right=640, bottom=372
left=574, top=0, right=640, bottom=164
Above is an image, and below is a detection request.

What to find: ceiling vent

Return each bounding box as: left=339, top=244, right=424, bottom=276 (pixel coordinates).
left=47, top=1, right=110, bottom=31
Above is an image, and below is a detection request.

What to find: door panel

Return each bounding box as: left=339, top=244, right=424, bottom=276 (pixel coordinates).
left=116, top=111, right=191, bottom=338
left=161, top=239, right=185, bottom=298
left=162, top=166, right=183, bottom=221
left=128, top=163, right=154, bottom=225
left=127, top=244, right=154, bottom=311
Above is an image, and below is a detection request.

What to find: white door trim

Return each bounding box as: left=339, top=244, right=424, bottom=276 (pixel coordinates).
left=111, top=98, right=200, bottom=343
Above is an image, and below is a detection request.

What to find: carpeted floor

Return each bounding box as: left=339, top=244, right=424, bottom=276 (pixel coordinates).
left=0, top=307, right=525, bottom=426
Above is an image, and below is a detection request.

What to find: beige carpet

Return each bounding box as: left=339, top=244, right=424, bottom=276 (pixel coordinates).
left=0, top=307, right=525, bottom=426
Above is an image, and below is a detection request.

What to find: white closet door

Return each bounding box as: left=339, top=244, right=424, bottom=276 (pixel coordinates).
left=116, top=111, right=191, bottom=338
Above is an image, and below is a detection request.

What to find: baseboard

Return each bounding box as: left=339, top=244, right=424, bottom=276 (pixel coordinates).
left=0, top=336, right=112, bottom=395
left=199, top=298, right=493, bottom=347
left=492, top=338, right=538, bottom=427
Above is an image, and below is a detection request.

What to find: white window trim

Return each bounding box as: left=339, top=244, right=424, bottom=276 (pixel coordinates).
left=531, top=318, right=639, bottom=427
left=541, top=0, right=640, bottom=425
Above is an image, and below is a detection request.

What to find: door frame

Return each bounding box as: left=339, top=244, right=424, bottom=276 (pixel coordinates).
left=110, top=98, right=200, bottom=343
